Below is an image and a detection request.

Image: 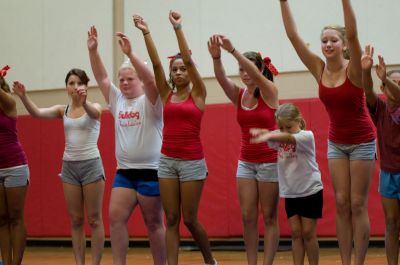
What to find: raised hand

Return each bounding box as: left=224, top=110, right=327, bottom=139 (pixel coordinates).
left=375, top=55, right=387, bottom=82
left=249, top=128, right=271, bottom=144
left=361, top=45, right=374, bottom=71
left=87, top=26, right=98, bottom=51
left=12, top=81, right=27, bottom=97
left=116, top=32, right=132, bottom=56
left=75, top=85, right=87, bottom=105
left=218, top=35, right=235, bottom=53
left=169, top=10, right=182, bottom=28
left=133, top=15, right=149, bottom=33
left=207, top=35, right=222, bottom=59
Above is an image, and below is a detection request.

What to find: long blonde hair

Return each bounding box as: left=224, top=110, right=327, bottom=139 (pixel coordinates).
left=321, top=25, right=350, bottom=60
left=275, top=103, right=306, bottom=130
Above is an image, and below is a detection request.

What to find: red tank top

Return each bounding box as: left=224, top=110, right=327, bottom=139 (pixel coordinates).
left=319, top=76, right=375, bottom=144
left=0, top=110, right=27, bottom=169
left=161, top=93, right=204, bottom=160
left=237, top=89, right=278, bottom=163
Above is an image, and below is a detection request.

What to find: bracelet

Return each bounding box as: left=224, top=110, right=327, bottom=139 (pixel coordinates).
left=230, top=47, right=236, bottom=54
left=174, top=24, right=182, bottom=30
left=212, top=56, right=221, bottom=60
left=143, top=31, right=150, bottom=36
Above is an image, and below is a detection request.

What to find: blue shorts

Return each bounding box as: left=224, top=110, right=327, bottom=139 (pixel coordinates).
left=327, top=139, right=376, bottom=160
left=379, top=170, right=400, bottom=199
left=112, top=169, right=160, bottom=197
left=158, top=154, right=208, bottom=182
left=236, top=160, right=278, bottom=182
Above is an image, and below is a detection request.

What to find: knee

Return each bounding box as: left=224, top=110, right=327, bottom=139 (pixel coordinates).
left=385, top=216, right=400, bottom=235
left=183, top=215, right=198, bottom=230
left=302, top=228, right=316, bottom=243
left=70, top=215, right=84, bottom=229
left=87, top=213, right=102, bottom=229
left=335, top=195, right=351, bottom=216
left=291, top=229, right=302, bottom=241
left=8, top=210, right=24, bottom=227
left=350, top=196, right=368, bottom=216
left=241, top=209, right=258, bottom=226
left=262, top=213, right=277, bottom=227
left=165, top=213, right=180, bottom=228
left=0, top=214, right=9, bottom=226
left=144, top=214, right=164, bottom=232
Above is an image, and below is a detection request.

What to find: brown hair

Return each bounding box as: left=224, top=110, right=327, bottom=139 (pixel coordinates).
left=321, top=25, right=350, bottom=60
left=0, top=77, right=10, bottom=93
left=65, top=68, right=90, bottom=86
left=275, top=103, right=306, bottom=130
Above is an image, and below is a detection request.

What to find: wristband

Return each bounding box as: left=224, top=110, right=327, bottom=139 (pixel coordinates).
left=143, top=31, right=150, bottom=36
left=174, top=24, right=182, bottom=30
left=230, top=47, right=236, bottom=54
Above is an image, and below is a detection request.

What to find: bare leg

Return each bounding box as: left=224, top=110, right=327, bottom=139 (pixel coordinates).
left=236, top=178, right=259, bottom=265
left=258, top=181, right=279, bottom=265
left=138, top=193, right=166, bottom=265
left=109, top=187, right=138, bottom=265
left=288, top=215, right=305, bottom=265
left=181, top=180, right=214, bottom=264
left=159, top=178, right=180, bottom=265
left=0, top=184, right=11, bottom=265
left=63, top=183, right=85, bottom=265
left=83, top=180, right=105, bottom=265
left=381, top=197, right=400, bottom=265
left=301, top=217, right=319, bottom=265
left=350, top=160, right=374, bottom=265
left=329, top=158, right=352, bottom=265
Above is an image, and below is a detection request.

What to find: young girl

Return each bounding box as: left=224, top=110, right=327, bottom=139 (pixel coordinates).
left=251, top=103, right=323, bottom=265
left=280, top=1, right=375, bottom=264
left=0, top=66, right=29, bottom=265
left=133, top=12, right=217, bottom=265
left=13, top=69, right=105, bottom=265
left=361, top=46, right=400, bottom=265
left=207, top=34, right=279, bottom=265
left=87, top=26, right=166, bottom=265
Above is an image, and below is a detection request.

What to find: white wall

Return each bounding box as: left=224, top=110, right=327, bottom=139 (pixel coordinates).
left=0, top=0, right=113, bottom=91
left=125, top=0, right=400, bottom=77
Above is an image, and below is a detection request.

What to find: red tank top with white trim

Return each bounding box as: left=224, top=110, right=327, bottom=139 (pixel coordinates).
left=237, top=89, right=278, bottom=163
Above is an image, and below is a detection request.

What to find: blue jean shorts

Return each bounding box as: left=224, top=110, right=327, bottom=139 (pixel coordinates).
left=379, top=170, right=400, bottom=199
left=0, top=164, right=30, bottom=187
left=236, top=160, right=278, bottom=182
left=60, top=157, right=105, bottom=186
left=158, top=154, right=208, bottom=182
left=327, top=139, right=376, bottom=160
left=112, top=169, right=160, bottom=197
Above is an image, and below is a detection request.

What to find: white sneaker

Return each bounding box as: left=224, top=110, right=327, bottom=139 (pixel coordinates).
left=205, top=258, right=218, bottom=265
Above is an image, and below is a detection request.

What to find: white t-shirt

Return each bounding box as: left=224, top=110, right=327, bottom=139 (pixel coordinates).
left=108, top=83, right=163, bottom=169
left=268, top=130, right=323, bottom=198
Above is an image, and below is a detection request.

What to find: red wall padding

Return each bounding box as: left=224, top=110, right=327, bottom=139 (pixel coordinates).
left=17, top=98, right=384, bottom=238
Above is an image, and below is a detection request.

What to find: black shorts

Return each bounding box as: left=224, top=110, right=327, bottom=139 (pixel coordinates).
left=285, top=189, right=323, bottom=219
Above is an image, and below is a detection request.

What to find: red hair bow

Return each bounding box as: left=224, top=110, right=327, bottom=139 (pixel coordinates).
left=0, top=65, right=10, bottom=77
left=167, top=50, right=192, bottom=61
left=263, top=57, right=279, bottom=76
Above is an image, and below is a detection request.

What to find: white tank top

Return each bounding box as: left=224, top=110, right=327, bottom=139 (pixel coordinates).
left=63, top=105, right=101, bottom=161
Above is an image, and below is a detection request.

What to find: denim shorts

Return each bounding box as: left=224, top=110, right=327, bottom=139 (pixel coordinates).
left=236, top=160, right=278, bottom=182
left=112, top=169, right=160, bottom=197
left=158, top=154, right=208, bottom=182
left=379, top=170, right=400, bottom=199
left=0, top=165, right=29, bottom=187
left=327, top=139, right=376, bottom=160
left=60, top=157, right=105, bottom=186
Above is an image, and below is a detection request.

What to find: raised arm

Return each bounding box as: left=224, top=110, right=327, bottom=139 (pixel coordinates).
left=250, top=128, right=296, bottom=144
left=376, top=55, right=400, bottom=102
left=207, top=35, right=239, bottom=104
left=342, top=0, right=363, bottom=86
left=133, top=15, right=170, bottom=102
left=12, top=81, right=63, bottom=119
left=169, top=11, right=206, bottom=101
left=280, top=0, right=324, bottom=81
left=218, top=35, right=278, bottom=108
left=116, top=32, right=159, bottom=104
left=360, top=45, right=377, bottom=108
left=87, top=26, right=111, bottom=104
left=75, top=85, right=102, bottom=120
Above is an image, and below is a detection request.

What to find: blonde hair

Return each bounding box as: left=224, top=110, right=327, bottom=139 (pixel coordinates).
left=118, top=59, right=137, bottom=76
left=275, top=103, right=306, bottom=130
left=321, top=25, right=350, bottom=60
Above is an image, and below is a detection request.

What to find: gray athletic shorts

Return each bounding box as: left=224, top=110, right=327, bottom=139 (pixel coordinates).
left=158, top=154, right=208, bottom=182
left=0, top=164, right=30, bottom=187
left=236, top=160, right=278, bottom=182
left=60, top=157, right=105, bottom=186
left=327, top=139, right=376, bottom=160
